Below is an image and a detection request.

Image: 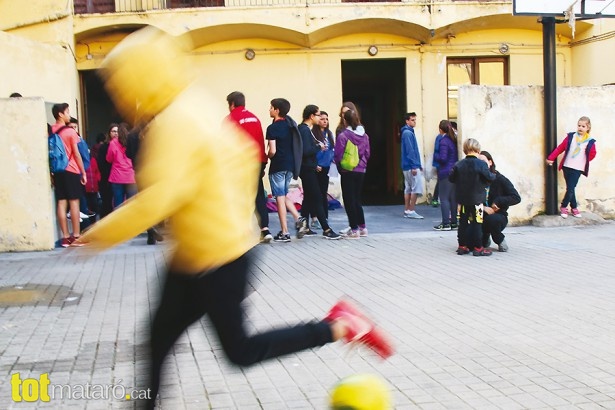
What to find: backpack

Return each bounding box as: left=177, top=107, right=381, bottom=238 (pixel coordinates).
left=48, top=125, right=70, bottom=173
left=340, top=139, right=359, bottom=171
left=77, top=137, right=91, bottom=171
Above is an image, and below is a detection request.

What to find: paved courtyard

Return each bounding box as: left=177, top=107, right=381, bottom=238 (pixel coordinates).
left=1, top=206, right=614, bottom=409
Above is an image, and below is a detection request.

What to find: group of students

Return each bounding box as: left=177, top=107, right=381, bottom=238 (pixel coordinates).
left=50, top=103, right=163, bottom=247
left=225, top=93, right=372, bottom=243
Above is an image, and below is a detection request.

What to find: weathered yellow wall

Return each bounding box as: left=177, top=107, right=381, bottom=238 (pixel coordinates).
left=458, top=85, right=615, bottom=224
left=0, top=98, right=55, bottom=251
left=570, top=19, right=615, bottom=85
left=0, top=30, right=79, bottom=109
left=0, top=0, right=69, bottom=32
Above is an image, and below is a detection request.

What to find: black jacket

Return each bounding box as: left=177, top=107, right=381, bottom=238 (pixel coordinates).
left=449, top=155, right=496, bottom=205
left=487, top=172, right=521, bottom=217
left=298, top=123, right=320, bottom=170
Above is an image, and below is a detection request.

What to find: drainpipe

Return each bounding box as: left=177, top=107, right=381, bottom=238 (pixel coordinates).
left=542, top=17, right=558, bottom=215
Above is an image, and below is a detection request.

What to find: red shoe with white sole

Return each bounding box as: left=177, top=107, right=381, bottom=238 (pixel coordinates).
left=325, top=299, right=394, bottom=359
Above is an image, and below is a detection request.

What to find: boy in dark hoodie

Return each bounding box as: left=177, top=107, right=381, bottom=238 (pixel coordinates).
left=449, top=138, right=496, bottom=256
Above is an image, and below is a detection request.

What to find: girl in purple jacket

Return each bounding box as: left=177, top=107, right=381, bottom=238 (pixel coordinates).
left=334, top=108, right=371, bottom=239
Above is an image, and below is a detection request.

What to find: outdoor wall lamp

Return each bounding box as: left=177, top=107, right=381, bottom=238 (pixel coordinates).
left=499, top=43, right=510, bottom=54
left=367, top=45, right=378, bottom=56
left=245, top=49, right=255, bottom=60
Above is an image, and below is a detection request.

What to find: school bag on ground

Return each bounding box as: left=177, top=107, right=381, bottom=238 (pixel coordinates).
left=340, top=140, right=359, bottom=171
left=48, top=125, right=70, bottom=173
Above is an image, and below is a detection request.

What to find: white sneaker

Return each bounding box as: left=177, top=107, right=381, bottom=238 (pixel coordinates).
left=405, top=210, right=424, bottom=219
left=66, top=213, right=83, bottom=223
left=340, top=227, right=352, bottom=235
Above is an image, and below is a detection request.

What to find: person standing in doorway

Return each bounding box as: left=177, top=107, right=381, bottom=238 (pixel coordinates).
left=400, top=112, right=424, bottom=219
left=50, top=103, right=87, bottom=247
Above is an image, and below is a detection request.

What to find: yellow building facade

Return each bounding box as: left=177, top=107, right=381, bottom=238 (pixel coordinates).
left=1, top=0, right=614, bottom=249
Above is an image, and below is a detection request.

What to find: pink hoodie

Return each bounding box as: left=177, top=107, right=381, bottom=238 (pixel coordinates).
left=106, top=137, right=135, bottom=184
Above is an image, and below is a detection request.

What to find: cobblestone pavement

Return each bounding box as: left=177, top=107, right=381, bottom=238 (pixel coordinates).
left=1, top=206, right=614, bottom=409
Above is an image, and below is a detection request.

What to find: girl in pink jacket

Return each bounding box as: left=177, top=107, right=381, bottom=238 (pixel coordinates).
left=106, top=123, right=137, bottom=208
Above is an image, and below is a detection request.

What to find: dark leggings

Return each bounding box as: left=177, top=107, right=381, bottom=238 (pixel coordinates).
left=341, top=171, right=366, bottom=230
left=299, top=166, right=331, bottom=230
left=144, top=250, right=333, bottom=409
left=309, top=166, right=330, bottom=221
left=255, top=163, right=269, bottom=229
left=562, top=166, right=582, bottom=209
left=457, top=203, right=484, bottom=250
left=482, top=212, right=508, bottom=246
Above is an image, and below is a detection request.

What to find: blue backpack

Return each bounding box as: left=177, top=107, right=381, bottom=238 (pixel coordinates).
left=48, top=125, right=70, bottom=173
left=77, top=137, right=90, bottom=171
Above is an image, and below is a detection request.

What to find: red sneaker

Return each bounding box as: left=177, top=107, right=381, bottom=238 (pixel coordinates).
left=60, top=237, right=72, bottom=248
left=325, top=299, right=394, bottom=359
left=456, top=246, right=470, bottom=255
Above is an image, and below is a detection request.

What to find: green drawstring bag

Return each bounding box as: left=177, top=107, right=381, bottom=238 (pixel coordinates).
left=340, top=140, right=359, bottom=171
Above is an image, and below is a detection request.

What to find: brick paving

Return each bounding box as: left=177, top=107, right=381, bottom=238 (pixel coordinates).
left=1, top=206, right=614, bottom=409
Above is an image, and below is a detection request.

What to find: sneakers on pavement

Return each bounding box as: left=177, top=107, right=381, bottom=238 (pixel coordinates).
left=60, top=237, right=73, bottom=248
left=473, top=247, right=492, bottom=256
left=560, top=207, right=569, bottom=219
left=304, top=228, right=318, bottom=236
left=431, top=200, right=440, bottom=207
left=456, top=246, right=470, bottom=255
left=325, top=299, right=394, bottom=359
left=344, top=230, right=360, bottom=239
left=571, top=208, right=582, bottom=218
left=359, top=228, right=368, bottom=237
left=450, top=223, right=458, bottom=230
left=260, top=230, right=273, bottom=243
left=433, top=223, right=452, bottom=231
left=311, top=219, right=321, bottom=229
left=295, top=217, right=306, bottom=232
left=322, top=229, right=341, bottom=240
left=273, top=231, right=291, bottom=243
left=497, top=239, right=509, bottom=252
left=404, top=210, right=424, bottom=219
left=340, top=227, right=352, bottom=235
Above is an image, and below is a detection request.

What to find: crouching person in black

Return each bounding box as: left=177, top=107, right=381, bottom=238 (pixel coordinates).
left=480, top=151, right=521, bottom=252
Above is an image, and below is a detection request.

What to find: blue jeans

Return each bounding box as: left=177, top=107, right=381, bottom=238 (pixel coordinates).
left=269, top=170, right=293, bottom=197
left=111, top=183, right=137, bottom=209
left=562, top=167, right=582, bottom=209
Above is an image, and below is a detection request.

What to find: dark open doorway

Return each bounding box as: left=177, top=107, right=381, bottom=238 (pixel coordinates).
left=80, top=70, right=121, bottom=145
left=341, top=59, right=407, bottom=205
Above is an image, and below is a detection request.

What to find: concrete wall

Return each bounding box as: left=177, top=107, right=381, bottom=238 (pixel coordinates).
left=0, top=98, right=55, bottom=251
left=458, top=85, right=615, bottom=224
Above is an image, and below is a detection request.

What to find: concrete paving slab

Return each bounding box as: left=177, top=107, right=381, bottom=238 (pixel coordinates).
left=0, top=206, right=614, bottom=409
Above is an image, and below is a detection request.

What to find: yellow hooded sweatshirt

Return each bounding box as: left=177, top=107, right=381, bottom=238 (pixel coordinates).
left=80, top=28, right=259, bottom=274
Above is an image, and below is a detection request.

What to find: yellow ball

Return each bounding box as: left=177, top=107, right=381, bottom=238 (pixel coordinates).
left=99, top=27, right=195, bottom=125
left=330, top=373, right=392, bottom=410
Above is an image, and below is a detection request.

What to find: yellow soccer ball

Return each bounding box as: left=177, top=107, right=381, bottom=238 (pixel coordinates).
left=330, top=373, right=392, bottom=410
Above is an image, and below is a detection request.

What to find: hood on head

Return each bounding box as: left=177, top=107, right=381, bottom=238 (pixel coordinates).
left=99, top=27, right=195, bottom=124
